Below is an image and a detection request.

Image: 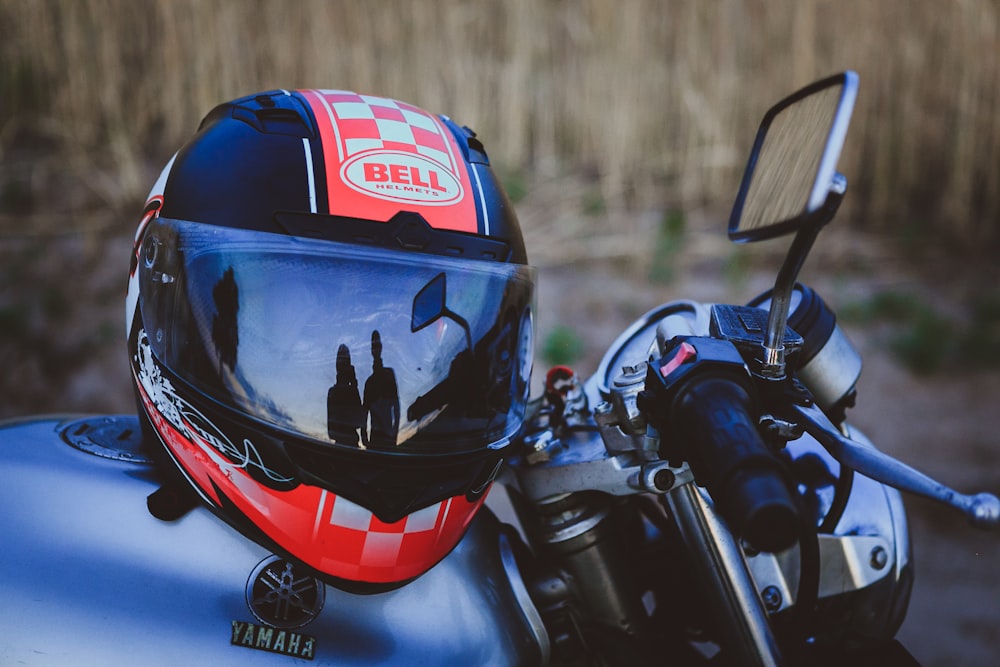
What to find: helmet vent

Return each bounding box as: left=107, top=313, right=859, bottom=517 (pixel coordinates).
left=231, top=96, right=313, bottom=138
left=274, top=211, right=511, bottom=262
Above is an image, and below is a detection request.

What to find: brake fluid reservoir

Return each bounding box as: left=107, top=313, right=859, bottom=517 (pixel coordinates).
left=748, top=284, right=862, bottom=420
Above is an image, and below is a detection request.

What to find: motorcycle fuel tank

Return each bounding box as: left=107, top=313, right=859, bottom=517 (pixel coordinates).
left=0, top=415, right=547, bottom=666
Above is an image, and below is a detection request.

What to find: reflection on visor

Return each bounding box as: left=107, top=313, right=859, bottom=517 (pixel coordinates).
left=139, top=217, right=535, bottom=454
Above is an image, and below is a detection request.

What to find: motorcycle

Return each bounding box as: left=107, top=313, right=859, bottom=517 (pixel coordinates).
left=1, top=71, right=997, bottom=666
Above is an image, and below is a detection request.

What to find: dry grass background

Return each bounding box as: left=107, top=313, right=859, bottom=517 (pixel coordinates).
left=2, top=4, right=1000, bottom=664
left=2, top=0, right=1000, bottom=252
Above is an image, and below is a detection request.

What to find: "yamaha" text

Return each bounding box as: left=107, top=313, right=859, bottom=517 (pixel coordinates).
left=231, top=621, right=316, bottom=660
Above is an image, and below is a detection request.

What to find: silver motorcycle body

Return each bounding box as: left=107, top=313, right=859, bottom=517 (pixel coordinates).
left=0, top=415, right=548, bottom=666
left=0, top=344, right=911, bottom=667
left=0, top=289, right=915, bottom=667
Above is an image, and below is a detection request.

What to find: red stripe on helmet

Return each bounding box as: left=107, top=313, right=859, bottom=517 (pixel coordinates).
left=137, top=368, right=484, bottom=583
left=299, top=89, right=477, bottom=233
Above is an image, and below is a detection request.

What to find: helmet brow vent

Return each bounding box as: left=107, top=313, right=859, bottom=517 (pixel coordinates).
left=274, top=211, right=511, bottom=262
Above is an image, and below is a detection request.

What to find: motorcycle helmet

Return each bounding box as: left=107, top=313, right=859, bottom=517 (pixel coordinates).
left=126, top=89, right=535, bottom=591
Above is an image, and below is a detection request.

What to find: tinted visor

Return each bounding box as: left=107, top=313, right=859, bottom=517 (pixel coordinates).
left=138, top=217, right=535, bottom=455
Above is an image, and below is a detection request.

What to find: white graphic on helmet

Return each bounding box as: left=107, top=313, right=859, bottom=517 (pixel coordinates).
left=341, top=150, right=463, bottom=205
left=126, top=153, right=176, bottom=337
left=135, top=329, right=294, bottom=486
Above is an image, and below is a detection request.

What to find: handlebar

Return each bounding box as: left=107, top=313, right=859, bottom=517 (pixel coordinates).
left=668, top=374, right=801, bottom=553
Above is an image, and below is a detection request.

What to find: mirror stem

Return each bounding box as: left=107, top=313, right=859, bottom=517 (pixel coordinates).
left=758, top=225, right=821, bottom=378
left=758, top=175, right=846, bottom=379
left=446, top=307, right=474, bottom=352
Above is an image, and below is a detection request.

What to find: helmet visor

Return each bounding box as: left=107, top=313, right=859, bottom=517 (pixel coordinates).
left=138, top=217, right=535, bottom=454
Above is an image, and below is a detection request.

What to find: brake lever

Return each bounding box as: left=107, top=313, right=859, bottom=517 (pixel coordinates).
left=790, top=401, right=1000, bottom=529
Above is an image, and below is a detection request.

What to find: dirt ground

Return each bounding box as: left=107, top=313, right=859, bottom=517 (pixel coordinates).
left=2, top=224, right=998, bottom=665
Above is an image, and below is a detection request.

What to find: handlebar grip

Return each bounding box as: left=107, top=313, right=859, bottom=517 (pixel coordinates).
left=670, top=375, right=800, bottom=553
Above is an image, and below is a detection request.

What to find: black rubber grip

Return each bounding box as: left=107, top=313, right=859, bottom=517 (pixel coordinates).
left=671, top=375, right=800, bottom=552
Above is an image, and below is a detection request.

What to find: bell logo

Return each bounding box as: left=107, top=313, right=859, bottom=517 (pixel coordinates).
left=363, top=163, right=447, bottom=191
left=342, top=151, right=464, bottom=206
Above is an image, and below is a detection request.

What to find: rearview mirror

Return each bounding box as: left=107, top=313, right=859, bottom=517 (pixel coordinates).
left=411, top=272, right=473, bottom=351
left=729, top=71, right=858, bottom=242
left=412, top=273, right=447, bottom=333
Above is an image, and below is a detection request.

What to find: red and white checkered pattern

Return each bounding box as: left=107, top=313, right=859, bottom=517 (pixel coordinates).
left=314, top=491, right=482, bottom=582
left=300, top=88, right=478, bottom=233
left=317, top=90, right=456, bottom=171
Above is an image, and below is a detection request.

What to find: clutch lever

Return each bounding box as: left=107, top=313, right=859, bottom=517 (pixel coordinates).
left=790, top=401, right=1000, bottom=529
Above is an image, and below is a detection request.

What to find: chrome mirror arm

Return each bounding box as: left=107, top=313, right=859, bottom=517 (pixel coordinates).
left=791, top=401, right=1000, bottom=529
left=758, top=174, right=845, bottom=379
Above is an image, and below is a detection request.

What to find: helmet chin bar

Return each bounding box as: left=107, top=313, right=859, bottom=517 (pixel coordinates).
left=134, top=333, right=506, bottom=523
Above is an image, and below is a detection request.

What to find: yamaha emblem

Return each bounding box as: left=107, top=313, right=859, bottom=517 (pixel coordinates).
left=246, top=555, right=325, bottom=629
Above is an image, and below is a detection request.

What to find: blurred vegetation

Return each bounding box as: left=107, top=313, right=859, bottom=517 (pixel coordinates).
left=842, top=290, right=1000, bottom=375
left=648, top=210, right=686, bottom=283
left=0, top=231, right=128, bottom=418
left=2, top=1, right=1000, bottom=417
left=542, top=324, right=585, bottom=367
left=1, top=0, right=999, bottom=257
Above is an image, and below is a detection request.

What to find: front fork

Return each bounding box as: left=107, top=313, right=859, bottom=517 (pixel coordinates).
left=511, top=476, right=783, bottom=665
left=666, top=482, right=783, bottom=666
left=528, top=492, right=647, bottom=636
left=510, top=367, right=784, bottom=665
